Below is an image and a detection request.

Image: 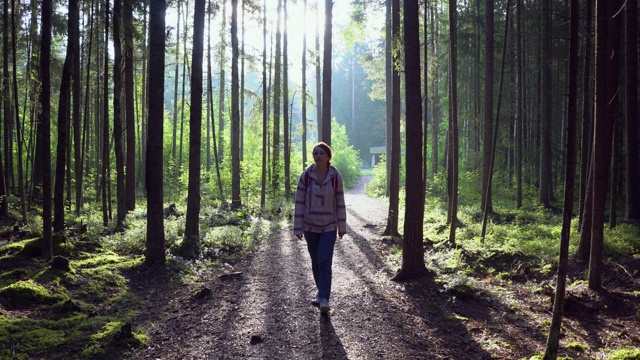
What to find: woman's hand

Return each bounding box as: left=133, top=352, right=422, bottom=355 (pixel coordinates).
left=296, top=233, right=304, bottom=240
left=338, top=232, right=346, bottom=239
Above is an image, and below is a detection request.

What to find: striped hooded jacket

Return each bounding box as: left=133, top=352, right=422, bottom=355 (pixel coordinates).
left=293, top=164, right=347, bottom=236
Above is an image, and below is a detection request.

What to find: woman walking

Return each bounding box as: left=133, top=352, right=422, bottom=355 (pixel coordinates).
left=293, top=142, right=347, bottom=314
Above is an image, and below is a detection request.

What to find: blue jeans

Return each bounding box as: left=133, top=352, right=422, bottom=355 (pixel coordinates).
left=304, top=230, right=337, bottom=301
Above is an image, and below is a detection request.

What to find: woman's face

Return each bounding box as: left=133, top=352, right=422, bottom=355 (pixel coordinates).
left=313, top=147, right=329, bottom=166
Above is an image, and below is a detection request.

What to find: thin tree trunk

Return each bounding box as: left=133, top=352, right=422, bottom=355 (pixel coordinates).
left=11, top=0, right=26, bottom=221
left=124, top=0, right=136, bottom=211
left=516, top=0, right=524, bottom=209
left=482, top=0, right=512, bottom=242
left=481, top=0, right=494, bottom=214
left=113, top=0, right=126, bottom=229
left=315, top=0, right=322, bottom=141
left=539, top=0, right=554, bottom=207
left=183, top=0, right=206, bottom=258
left=260, top=0, right=267, bottom=208
left=321, top=0, right=332, bottom=144
left=301, top=0, right=308, bottom=170
left=231, top=0, right=241, bottom=208
left=448, top=0, right=460, bottom=245
left=218, top=1, right=226, bottom=160
left=40, top=0, right=53, bottom=258
left=102, top=0, right=111, bottom=227
left=543, top=1, right=579, bottom=355
left=178, top=2, right=190, bottom=174
left=172, top=0, right=181, bottom=162
left=283, top=0, right=290, bottom=198
left=54, top=0, right=79, bottom=232
left=272, top=0, right=282, bottom=195
left=383, top=0, right=400, bottom=237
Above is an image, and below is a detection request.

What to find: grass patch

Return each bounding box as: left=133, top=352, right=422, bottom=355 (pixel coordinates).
left=608, top=348, right=640, bottom=360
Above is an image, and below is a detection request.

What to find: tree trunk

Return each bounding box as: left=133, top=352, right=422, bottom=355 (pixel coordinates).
left=321, top=0, right=332, bottom=145
left=539, top=0, right=554, bottom=207
left=53, top=0, right=79, bottom=232
left=448, top=0, right=460, bottom=245
left=79, top=0, right=95, bottom=215
left=172, top=0, right=181, bottom=163
left=39, top=0, right=53, bottom=258
left=393, top=0, right=425, bottom=282
left=301, top=0, right=308, bottom=170
left=145, top=0, right=167, bottom=267
left=516, top=0, right=524, bottom=209
left=218, top=1, right=226, bottom=160
left=11, top=0, right=26, bottom=221
left=385, top=0, right=391, bottom=196
left=482, top=0, right=513, bottom=242
left=315, top=0, right=322, bottom=142
left=178, top=3, right=189, bottom=174
left=101, top=0, right=111, bottom=227
left=481, top=0, right=494, bottom=214
left=543, top=0, right=579, bottom=356
left=579, top=0, right=593, bottom=230
left=183, top=0, right=206, bottom=259
left=589, top=0, right=623, bottom=290
left=383, top=0, right=400, bottom=238
left=260, top=0, right=268, bottom=208
left=113, top=0, right=126, bottom=230
left=430, top=4, right=439, bottom=179
left=3, top=0, right=13, bottom=195
left=272, top=0, right=282, bottom=195
left=207, top=2, right=223, bottom=199
left=283, top=0, right=291, bottom=198
left=231, top=0, right=241, bottom=208
left=124, top=0, right=136, bottom=211
left=625, top=0, right=640, bottom=221
left=422, top=1, right=429, bottom=190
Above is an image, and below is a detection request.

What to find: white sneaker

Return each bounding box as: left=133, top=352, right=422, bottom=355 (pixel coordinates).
left=319, top=298, right=330, bottom=314
left=311, top=294, right=320, bottom=306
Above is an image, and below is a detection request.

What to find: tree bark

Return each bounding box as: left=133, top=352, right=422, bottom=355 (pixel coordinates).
left=231, top=0, right=241, bottom=208
left=448, top=0, right=460, bottom=245
left=183, top=0, right=206, bottom=259
left=589, top=0, right=623, bottom=290
left=145, top=0, right=167, bottom=267
left=113, top=0, right=126, bottom=229
left=481, top=0, right=494, bottom=214
left=301, top=0, right=308, bottom=170
left=539, top=0, right=554, bottom=207
left=124, top=0, right=136, bottom=211
left=272, top=0, right=282, bottom=195
left=39, top=0, right=53, bottom=258
left=625, top=0, right=640, bottom=221
left=321, top=0, right=332, bottom=145
left=543, top=0, right=579, bottom=356
left=383, top=0, right=400, bottom=237
left=393, top=0, right=425, bottom=282
left=283, top=0, right=291, bottom=198
left=53, top=0, right=79, bottom=232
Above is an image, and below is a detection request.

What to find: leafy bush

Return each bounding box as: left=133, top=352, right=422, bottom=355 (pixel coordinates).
left=330, top=119, right=361, bottom=190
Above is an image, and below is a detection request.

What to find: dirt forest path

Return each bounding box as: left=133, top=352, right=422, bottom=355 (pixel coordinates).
left=134, top=177, right=497, bottom=360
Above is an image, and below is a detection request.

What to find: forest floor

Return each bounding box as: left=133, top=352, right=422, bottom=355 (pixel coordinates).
left=131, top=177, right=640, bottom=360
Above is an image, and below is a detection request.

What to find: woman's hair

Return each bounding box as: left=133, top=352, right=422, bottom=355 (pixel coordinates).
left=313, top=141, right=333, bottom=166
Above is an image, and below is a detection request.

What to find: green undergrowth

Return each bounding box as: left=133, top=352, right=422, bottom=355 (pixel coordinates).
left=376, top=173, right=640, bottom=359
left=0, top=198, right=276, bottom=359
